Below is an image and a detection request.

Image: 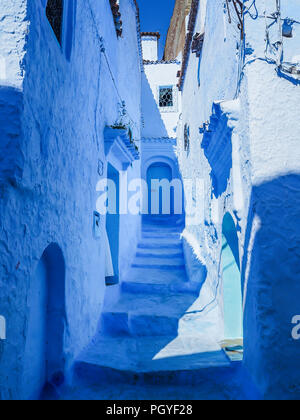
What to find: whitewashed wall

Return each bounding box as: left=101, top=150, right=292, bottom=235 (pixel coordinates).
left=141, top=46, right=182, bottom=220
left=0, top=0, right=142, bottom=399
left=142, top=61, right=181, bottom=139
left=177, top=0, right=300, bottom=399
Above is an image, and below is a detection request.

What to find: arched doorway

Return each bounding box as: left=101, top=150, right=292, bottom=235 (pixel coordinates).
left=221, top=213, right=243, bottom=359
left=147, top=162, right=174, bottom=217
left=23, top=243, right=66, bottom=400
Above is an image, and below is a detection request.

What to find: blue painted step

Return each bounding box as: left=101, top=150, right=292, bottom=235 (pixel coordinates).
left=136, top=249, right=183, bottom=259
left=132, top=257, right=185, bottom=270
left=100, top=293, right=198, bottom=337
left=64, top=220, right=263, bottom=401
left=142, top=231, right=182, bottom=240
left=138, top=238, right=183, bottom=249
left=122, top=281, right=201, bottom=296
left=74, top=335, right=231, bottom=387
left=101, top=312, right=179, bottom=336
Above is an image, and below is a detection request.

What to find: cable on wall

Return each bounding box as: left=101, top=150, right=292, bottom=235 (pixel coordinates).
left=234, top=0, right=300, bottom=95
left=86, top=0, right=139, bottom=131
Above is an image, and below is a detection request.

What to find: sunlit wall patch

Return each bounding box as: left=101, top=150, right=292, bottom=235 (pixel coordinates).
left=0, top=315, right=6, bottom=340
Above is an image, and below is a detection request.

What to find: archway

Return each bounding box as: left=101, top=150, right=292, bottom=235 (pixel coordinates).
left=147, top=162, right=173, bottom=216
left=221, top=213, right=243, bottom=357
left=23, top=243, right=66, bottom=400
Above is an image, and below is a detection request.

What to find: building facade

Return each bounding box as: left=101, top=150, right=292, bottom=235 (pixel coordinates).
left=172, top=0, right=300, bottom=399
left=0, top=0, right=142, bottom=400
left=141, top=32, right=183, bottom=222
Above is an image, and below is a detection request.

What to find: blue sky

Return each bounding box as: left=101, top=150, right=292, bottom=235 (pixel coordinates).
left=138, top=0, right=176, bottom=59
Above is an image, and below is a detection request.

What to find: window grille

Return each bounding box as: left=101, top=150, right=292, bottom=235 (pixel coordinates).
left=159, top=86, right=174, bottom=108
left=46, top=0, right=64, bottom=45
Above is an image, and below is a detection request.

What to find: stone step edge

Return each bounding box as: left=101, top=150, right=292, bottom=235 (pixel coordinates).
left=73, top=360, right=233, bottom=387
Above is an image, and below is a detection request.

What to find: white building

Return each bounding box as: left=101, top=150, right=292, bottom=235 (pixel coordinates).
left=141, top=32, right=183, bottom=222
left=171, top=0, right=300, bottom=399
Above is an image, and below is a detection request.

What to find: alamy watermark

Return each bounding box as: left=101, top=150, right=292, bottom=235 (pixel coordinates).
left=292, top=316, right=300, bottom=340
left=96, top=173, right=208, bottom=226
left=0, top=315, right=6, bottom=340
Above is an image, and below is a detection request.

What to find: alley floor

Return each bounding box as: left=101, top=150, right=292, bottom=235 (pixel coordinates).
left=43, top=221, right=260, bottom=401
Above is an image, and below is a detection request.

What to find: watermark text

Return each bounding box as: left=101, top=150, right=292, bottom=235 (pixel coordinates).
left=292, top=316, right=300, bottom=340
left=96, top=173, right=207, bottom=226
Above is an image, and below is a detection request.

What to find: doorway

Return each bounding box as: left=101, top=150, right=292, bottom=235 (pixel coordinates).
left=23, top=243, right=66, bottom=400
left=147, top=162, right=174, bottom=216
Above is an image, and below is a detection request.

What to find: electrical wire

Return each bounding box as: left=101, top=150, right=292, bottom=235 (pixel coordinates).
left=235, top=0, right=300, bottom=93
left=86, top=0, right=139, bottom=131
left=244, top=0, right=258, bottom=20
left=243, top=0, right=300, bottom=24
left=225, top=0, right=244, bottom=39
left=263, top=0, right=283, bottom=68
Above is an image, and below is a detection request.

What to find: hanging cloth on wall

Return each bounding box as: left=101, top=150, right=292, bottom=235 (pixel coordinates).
left=104, top=228, right=115, bottom=280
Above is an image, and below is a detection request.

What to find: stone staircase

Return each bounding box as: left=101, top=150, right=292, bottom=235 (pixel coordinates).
left=63, top=223, right=260, bottom=400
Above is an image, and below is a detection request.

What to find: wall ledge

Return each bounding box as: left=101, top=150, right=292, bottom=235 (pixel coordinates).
left=104, top=127, right=140, bottom=171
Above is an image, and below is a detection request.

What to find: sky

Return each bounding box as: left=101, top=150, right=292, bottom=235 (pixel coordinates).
left=138, top=0, right=176, bottom=59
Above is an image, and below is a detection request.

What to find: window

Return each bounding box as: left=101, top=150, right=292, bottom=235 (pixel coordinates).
left=159, top=86, right=173, bottom=108
left=46, top=0, right=64, bottom=46
left=158, top=85, right=178, bottom=113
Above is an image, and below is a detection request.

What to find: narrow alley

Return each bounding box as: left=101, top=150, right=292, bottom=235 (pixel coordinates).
left=0, top=0, right=300, bottom=401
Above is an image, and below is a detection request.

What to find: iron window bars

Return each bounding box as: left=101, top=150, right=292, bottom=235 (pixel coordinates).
left=158, top=85, right=178, bottom=113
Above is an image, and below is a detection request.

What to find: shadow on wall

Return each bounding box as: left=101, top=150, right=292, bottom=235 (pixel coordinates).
left=222, top=213, right=240, bottom=270
left=201, top=107, right=233, bottom=198
left=182, top=235, right=208, bottom=287
left=141, top=72, right=169, bottom=138
left=0, top=86, right=24, bottom=184
left=242, top=174, right=300, bottom=400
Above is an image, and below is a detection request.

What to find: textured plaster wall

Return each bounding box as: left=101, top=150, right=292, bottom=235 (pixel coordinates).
left=0, top=0, right=141, bottom=399
left=142, top=62, right=181, bottom=139
left=240, top=0, right=300, bottom=400
left=0, top=0, right=28, bottom=185
left=177, top=0, right=241, bottom=342
left=177, top=0, right=300, bottom=399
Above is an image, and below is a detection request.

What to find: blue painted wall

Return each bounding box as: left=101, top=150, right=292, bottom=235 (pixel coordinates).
left=0, top=0, right=142, bottom=399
